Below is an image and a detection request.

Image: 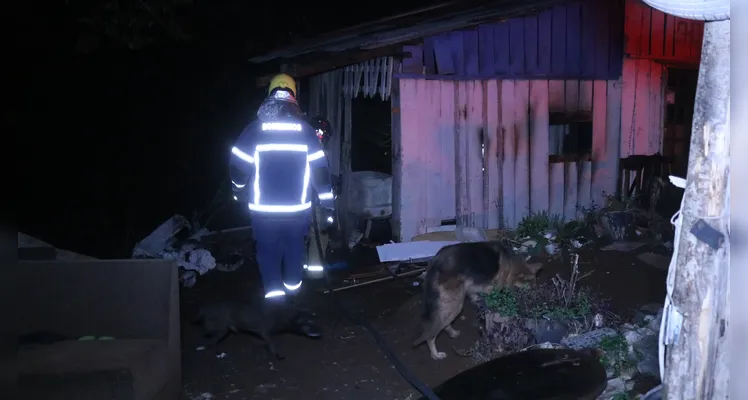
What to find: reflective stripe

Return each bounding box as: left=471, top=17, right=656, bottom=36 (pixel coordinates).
left=252, top=144, right=309, bottom=207
left=307, top=150, right=325, bottom=161
left=262, top=122, right=302, bottom=131
left=301, top=159, right=311, bottom=203
left=283, top=281, right=302, bottom=291
left=248, top=202, right=312, bottom=213
left=318, top=191, right=334, bottom=200
left=304, top=265, right=324, bottom=272
left=231, top=180, right=246, bottom=188
left=326, top=216, right=334, bottom=224
left=264, top=290, right=285, bottom=298
left=257, top=143, right=307, bottom=152
left=231, top=146, right=254, bottom=163
left=253, top=148, right=261, bottom=205
left=234, top=142, right=318, bottom=214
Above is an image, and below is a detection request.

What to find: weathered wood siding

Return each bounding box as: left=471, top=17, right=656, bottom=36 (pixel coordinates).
left=620, top=58, right=667, bottom=157
left=624, top=0, right=703, bottom=65
left=395, top=78, right=621, bottom=241
left=397, top=0, right=625, bottom=81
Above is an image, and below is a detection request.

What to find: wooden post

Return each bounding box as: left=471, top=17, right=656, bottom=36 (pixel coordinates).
left=390, top=62, right=402, bottom=240
left=339, top=91, right=353, bottom=243
left=663, top=19, right=729, bottom=400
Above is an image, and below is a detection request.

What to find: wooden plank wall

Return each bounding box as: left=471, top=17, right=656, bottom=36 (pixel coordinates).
left=398, top=0, right=625, bottom=81
left=395, top=78, right=621, bottom=241
left=624, top=0, right=703, bottom=65
left=620, top=58, right=666, bottom=157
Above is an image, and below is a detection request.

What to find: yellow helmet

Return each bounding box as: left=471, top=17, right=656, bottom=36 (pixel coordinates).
left=268, top=73, right=297, bottom=98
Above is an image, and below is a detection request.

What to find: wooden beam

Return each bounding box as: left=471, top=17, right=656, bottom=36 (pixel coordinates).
left=255, top=46, right=409, bottom=87
left=626, top=54, right=700, bottom=68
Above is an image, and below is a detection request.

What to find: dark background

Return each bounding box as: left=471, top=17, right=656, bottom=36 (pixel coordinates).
left=18, top=0, right=424, bottom=258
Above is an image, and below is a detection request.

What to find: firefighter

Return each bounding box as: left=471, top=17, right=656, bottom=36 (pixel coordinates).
left=229, top=73, right=335, bottom=301
left=305, top=116, right=336, bottom=278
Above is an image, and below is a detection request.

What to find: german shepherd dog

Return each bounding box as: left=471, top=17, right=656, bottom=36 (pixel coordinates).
left=194, top=299, right=322, bottom=360
left=413, top=241, right=542, bottom=360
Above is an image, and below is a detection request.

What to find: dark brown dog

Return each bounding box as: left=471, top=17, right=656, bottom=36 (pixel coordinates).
left=194, top=299, right=321, bottom=360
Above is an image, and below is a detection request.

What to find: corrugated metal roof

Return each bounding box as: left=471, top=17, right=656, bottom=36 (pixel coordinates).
left=248, top=0, right=566, bottom=64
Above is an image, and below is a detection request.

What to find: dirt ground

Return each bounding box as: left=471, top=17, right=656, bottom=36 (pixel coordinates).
left=179, top=245, right=668, bottom=400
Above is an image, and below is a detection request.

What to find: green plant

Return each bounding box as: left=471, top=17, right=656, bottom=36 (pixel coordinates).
left=525, top=291, right=592, bottom=319
left=577, top=201, right=602, bottom=229
left=481, top=288, right=519, bottom=317
left=515, top=210, right=563, bottom=239
left=598, top=334, right=635, bottom=377
left=611, top=392, right=630, bottom=400
left=602, top=191, right=639, bottom=212
left=481, top=285, right=594, bottom=321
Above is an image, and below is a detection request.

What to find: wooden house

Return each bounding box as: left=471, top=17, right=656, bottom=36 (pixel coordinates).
left=249, top=0, right=704, bottom=242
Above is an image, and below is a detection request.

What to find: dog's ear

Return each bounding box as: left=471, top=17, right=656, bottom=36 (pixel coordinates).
left=526, top=263, right=543, bottom=275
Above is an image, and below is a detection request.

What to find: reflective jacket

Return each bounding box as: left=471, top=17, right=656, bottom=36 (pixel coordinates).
left=229, top=120, right=334, bottom=214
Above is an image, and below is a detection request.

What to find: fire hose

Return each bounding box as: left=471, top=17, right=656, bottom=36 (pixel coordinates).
left=310, top=204, right=441, bottom=400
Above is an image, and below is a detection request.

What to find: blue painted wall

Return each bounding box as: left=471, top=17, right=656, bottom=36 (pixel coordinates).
left=400, top=0, right=625, bottom=80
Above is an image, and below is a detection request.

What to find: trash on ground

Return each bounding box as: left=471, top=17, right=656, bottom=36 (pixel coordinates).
left=131, top=214, right=223, bottom=287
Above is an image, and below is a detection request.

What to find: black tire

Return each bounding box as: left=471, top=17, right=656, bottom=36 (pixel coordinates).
left=641, top=0, right=730, bottom=21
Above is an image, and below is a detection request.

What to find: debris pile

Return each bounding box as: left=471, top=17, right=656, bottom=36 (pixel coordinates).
left=132, top=215, right=244, bottom=287
left=561, top=303, right=663, bottom=399
left=473, top=297, right=663, bottom=400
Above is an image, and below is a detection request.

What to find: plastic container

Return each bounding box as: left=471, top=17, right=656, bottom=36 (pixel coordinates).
left=348, top=171, right=392, bottom=218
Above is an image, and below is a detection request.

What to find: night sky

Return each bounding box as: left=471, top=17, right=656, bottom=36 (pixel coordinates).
left=18, top=0, right=430, bottom=258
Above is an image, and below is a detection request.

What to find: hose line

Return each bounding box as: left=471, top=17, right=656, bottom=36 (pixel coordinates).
left=310, top=208, right=441, bottom=400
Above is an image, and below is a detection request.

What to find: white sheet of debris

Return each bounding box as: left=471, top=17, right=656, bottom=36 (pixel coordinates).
left=375, top=226, right=488, bottom=263
left=132, top=215, right=220, bottom=287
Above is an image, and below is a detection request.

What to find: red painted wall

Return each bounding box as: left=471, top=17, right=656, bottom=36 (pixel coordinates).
left=624, top=0, right=704, bottom=65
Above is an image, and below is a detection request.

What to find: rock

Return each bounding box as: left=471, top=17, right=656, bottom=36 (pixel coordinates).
left=633, top=303, right=663, bottom=326
left=622, top=325, right=661, bottom=377
left=641, top=384, right=664, bottom=400
left=533, top=341, right=562, bottom=349
left=650, top=308, right=664, bottom=332
left=597, top=377, right=634, bottom=400
left=601, top=211, right=636, bottom=241
left=621, top=323, right=636, bottom=331
left=600, top=241, right=646, bottom=252
left=561, top=328, right=618, bottom=350
left=633, top=334, right=660, bottom=377
left=623, top=329, right=644, bottom=345
left=544, top=243, right=560, bottom=256
left=524, top=318, right=569, bottom=344
left=637, top=252, right=671, bottom=271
